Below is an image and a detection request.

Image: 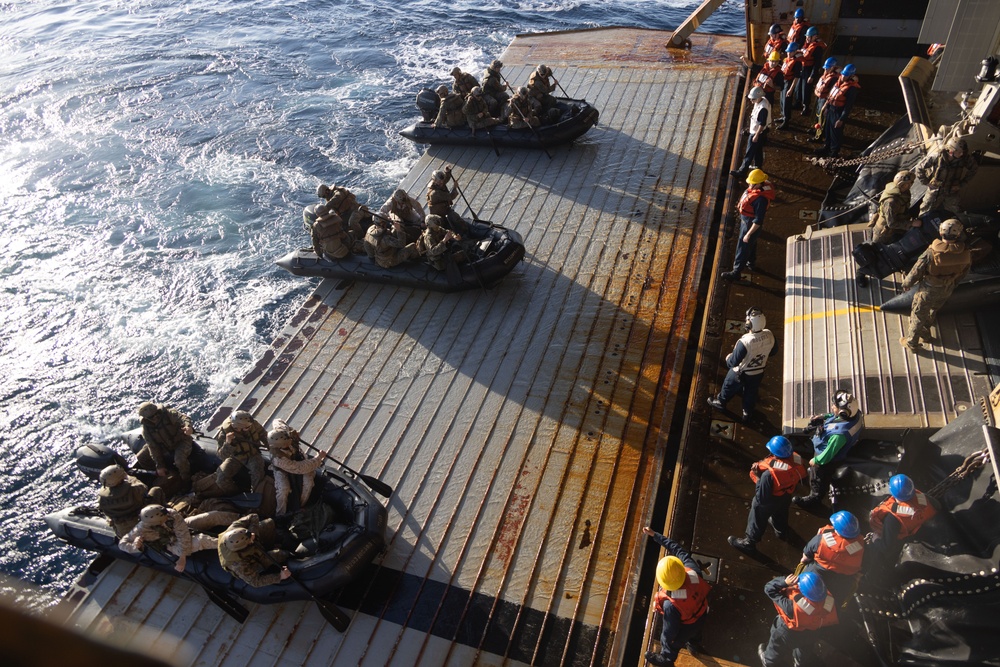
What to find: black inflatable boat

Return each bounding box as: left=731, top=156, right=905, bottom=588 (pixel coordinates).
left=399, top=92, right=598, bottom=149
left=45, top=432, right=388, bottom=606
left=276, top=222, right=525, bottom=292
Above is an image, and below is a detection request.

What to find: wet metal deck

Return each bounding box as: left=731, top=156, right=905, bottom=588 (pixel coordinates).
left=60, top=29, right=744, bottom=666
left=783, top=223, right=991, bottom=435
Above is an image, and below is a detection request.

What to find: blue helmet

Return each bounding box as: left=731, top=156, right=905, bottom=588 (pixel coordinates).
left=823, top=57, right=838, bottom=69
left=890, top=474, right=915, bottom=501
left=786, top=42, right=801, bottom=53
left=797, top=571, right=826, bottom=602
left=769, top=23, right=782, bottom=35
left=842, top=63, right=857, bottom=77
left=830, top=510, right=860, bottom=539
left=794, top=8, right=805, bottom=19
left=766, top=436, right=793, bottom=459
left=806, top=26, right=818, bottom=37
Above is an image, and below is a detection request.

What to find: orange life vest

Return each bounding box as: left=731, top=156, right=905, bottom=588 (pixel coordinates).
left=764, top=36, right=788, bottom=59
left=781, top=55, right=802, bottom=81
left=737, top=182, right=776, bottom=217
left=828, top=77, right=861, bottom=108
left=755, top=63, right=782, bottom=93
left=775, top=588, right=838, bottom=631
left=869, top=491, right=937, bottom=539
left=814, top=69, right=839, bottom=100
left=801, top=39, right=827, bottom=67
left=653, top=569, right=711, bottom=624
left=787, top=20, right=810, bottom=46
left=812, top=526, right=864, bottom=575
left=750, top=454, right=808, bottom=495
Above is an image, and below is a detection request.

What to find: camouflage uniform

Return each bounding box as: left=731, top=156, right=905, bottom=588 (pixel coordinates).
left=268, top=425, right=325, bottom=516
left=319, top=185, right=360, bottom=222
left=901, top=239, right=971, bottom=348
left=451, top=70, right=479, bottom=97
left=462, top=92, right=498, bottom=131
left=379, top=191, right=425, bottom=227
left=426, top=177, right=470, bottom=235
left=481, top=65, right=509, bottom=116
left=218, top=514, right=288, bottom=588
left=915, top=147, right=978, bottom=216
left=364, top=222, right=421, bottom=269
left=528, top=68, right=557, bottom=112
left=214, top=415, right=268, bottom=492
left=869, top=181, right=912, bottom=245
left=140, top=405, right=195, bottom=481
left=434, top=91, right=466, bottom=128
left=311, top=210, right=353, bottom=259
left=421, top=218, right=461, bottom=271
left=98, top=474, right=160, bottom=537
left=507, top=91, right=540, bottom=129
left=118, top=507, right=217, bottom=566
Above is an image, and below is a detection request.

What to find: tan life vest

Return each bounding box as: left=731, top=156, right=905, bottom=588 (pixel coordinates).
left=926, top=239, right=971, bottom=281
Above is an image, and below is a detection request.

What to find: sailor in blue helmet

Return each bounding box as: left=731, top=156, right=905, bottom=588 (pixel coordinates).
left=787, top=7, right=811, bottom=46
left=817, top=63, right=860, bottom=157
left=776, top=42, right=803, bottom=130
left=763, top=23, right=788, bottom=61
left=799, top=510, right=865, bottom=601
left=760, top=570, right=838, bottom=667
left=729, top=436, right=808, bottom=555
left=866, top=473, right=939, bottom=568
left=799, top=26, right=827, bottom=114
left=808, top=57, right=840, bottom=142
left=707, top=305, right=776, bottom=422
left=793, top=390, right=864, bottom=507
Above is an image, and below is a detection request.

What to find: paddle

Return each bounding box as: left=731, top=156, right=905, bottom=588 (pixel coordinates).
left=446, top=170, right=484, bottom=224
left=297, top=438, right=393, bottom=498
left=262, top=550, right=351, bottom=632
left=498, top=72, right=553, bottom=159
left=146, top=544, right=250, bottom=624
left=552, top=75, right=570, bottom=99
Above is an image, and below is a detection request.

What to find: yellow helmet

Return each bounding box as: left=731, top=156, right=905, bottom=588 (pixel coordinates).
left=655, top=556, right=687, bottom=591
left=767, top=51, right=782, bottom=63
left=746, top=169, right=767, bottom=185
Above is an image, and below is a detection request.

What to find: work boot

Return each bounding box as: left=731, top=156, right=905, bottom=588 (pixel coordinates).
left=758, top=643, right=770, bottom=667
left=900, top=336, right=922, bottom=352
left=721, top=270, right=741, bottom=282
left=741, top=410, right=752, bottom=424
left=730, top=168, right=746, bottom=179
left=644, top=651, right=670, bottom=666
left=706, top=396, right=725, bottom=411
left=728, top=535, right=757, bottom=554
left=813, top=148, right=830, bottom=157
left=792, top=494, right=820, bottom=508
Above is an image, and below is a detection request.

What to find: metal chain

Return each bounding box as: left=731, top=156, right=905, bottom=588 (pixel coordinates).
left=807, top=138, right=922, bottom=172
left=927, top=448, right=991, bottom=499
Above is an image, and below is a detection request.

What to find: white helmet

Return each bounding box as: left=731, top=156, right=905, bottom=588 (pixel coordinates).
left=832, top=390, right=859, bottom=418
left=745, top=307, right=766, bottom=332
left=431, top=169, right=447, bottom=182
left=140, top=505, right=169, bottom=526
left=223, top=528, right=252, bottom=551
left=747, top=86, right=765, bottom=101
left=99, top=464, right=127, bottom=487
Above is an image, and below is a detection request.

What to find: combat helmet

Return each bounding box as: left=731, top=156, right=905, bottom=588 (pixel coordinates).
left=100, top=464, right=128, bottom=488
left=137, top=401, right=158, bottom=419
left=892, top=169, right=915, bottom=185
left=490, top=59, right=503, bottom=71
left=450, top=66, right=462, bottom=76
left=230, top=410, right=254, bottom=430
left=140, top=504, right=169, bottom=526
left=223, top=528, right=252, bottom=551
left=832, top=390, right=859, bottom=418
left=939, top=218, right=964, bottom=241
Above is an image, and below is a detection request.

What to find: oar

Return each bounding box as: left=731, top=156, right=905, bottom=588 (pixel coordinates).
left=552, top=76, right=571, bottom=99
left=298, top=438, right=393, bottom=498
left=498, top=72, right=553, bottom=159
left=484, top=125, right=501, bottom=157
left=146, top=544, right=250, bottom=624
left=447, top=171, right=483, bottom=224
left=262, top=550, right=351, bottom=632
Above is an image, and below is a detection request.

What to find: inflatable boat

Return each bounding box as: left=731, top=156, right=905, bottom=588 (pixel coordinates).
left=399, top=93, right=598, bottom=149
left=45, top=432, right=388, bottom=606
left=276, top=222, right=525, bottom=292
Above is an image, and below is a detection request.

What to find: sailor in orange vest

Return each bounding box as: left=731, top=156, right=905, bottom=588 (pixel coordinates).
left=728, top=436, right=808, bottom=555
left=799, top=511, right=865, bottom=602
left=762, top=23, right=788, bottom=63
left=721, top=169, right=775, bottom=282
left=798, top=27, right=827, bottom=115
left=817, top=63, right=860, bottom=157
left=866, top=474, right=939, bottom=565
left=759, top=571, right=838, bottom=667
left=642, top=527, right=711, bottom=666
left=808, top=57, right=840, bottom=143
left=786, top=8, right=810, bottom=47
left=776, top=42, right=803, bottom=130
left=755, top=50, right=784, bottom=105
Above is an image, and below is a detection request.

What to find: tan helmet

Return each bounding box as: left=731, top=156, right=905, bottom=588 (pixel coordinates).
left=231, top=410, right=254, bottom=430
left=490, top=59, right=503, bottom=70
left=425, top=214, right=444, bottom=229
left=316, top=183, right=332, bottom=199
left=450, top=66, right=462, bottom=76
left=392, top=188, right=408, bottom=203
left=892, top=169, right=915, bottom=185
left=536, top=64, right=549, bottom=76
left=436, top=84, right=449, bottom=96
left=470, top=86, right=482, bottom=96
left=140, top=504, right=169, bottom=526
left=431, top=169, right=447, bottom=182
left=746, top=168, right=768, bottom=185
left=939, top=218, right=964, bottom=240
left=945, top=137, right=967, bottom=153
left=747, top=86, right=765, bottom=101
left=655, top=556, right=687, bottom=591
left=517, top=86, right=529, bottom=96
left=99, top=464, right=127, bottom=487
left=137, top=402, right=157, bottom=418
left=223, top=528, right=252, bottom=551
left=267, top=429, right=293, bottom=447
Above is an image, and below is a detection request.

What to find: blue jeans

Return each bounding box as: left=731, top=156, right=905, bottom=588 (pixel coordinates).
left=824, top=106, right=845, bottom=155
left=732, top=216, right=759, bottom=273
left=716, top=367, right=764, bottom=414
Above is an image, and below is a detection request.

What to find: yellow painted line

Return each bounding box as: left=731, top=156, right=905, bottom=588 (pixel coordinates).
left=788, top=305, right=881, bottom=323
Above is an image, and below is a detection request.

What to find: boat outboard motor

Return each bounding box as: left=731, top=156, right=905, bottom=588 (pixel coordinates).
left=75, top=442, right=129, bottom=481
left=415, top=88, right=440, bottom=122
left=976, top=55, right=998, bottom=83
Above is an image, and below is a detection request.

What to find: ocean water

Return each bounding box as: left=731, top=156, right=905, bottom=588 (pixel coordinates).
left=0, top=0, right=744, bottom=608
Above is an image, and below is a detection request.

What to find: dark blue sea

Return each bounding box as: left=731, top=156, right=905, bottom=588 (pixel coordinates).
left=0, top=0, right=744, bottom=608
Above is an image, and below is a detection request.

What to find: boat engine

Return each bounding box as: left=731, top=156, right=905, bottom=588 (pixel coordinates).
left=415, top=88, right=440, bottom=122
left=75, top=442, right=129, bottom=481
